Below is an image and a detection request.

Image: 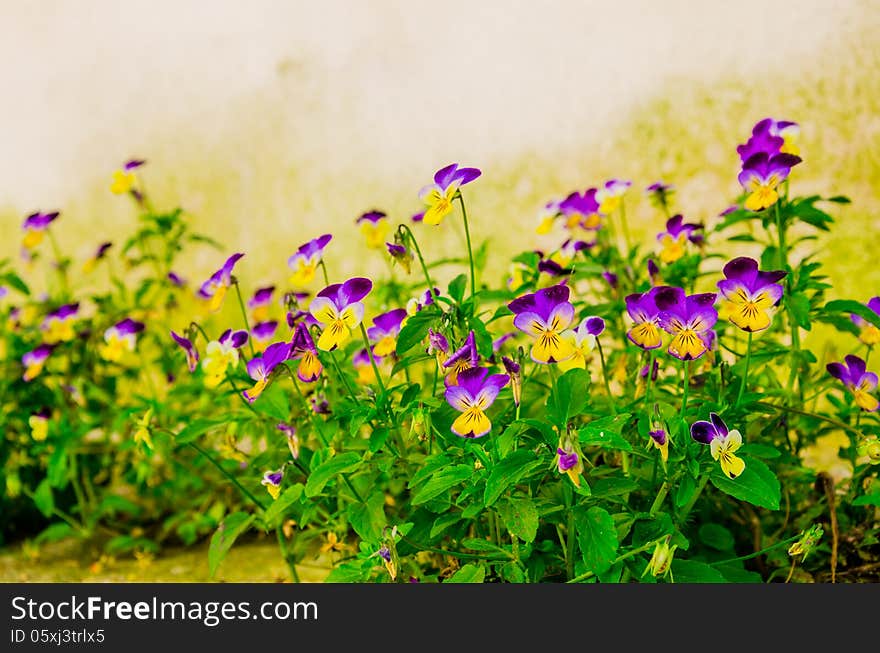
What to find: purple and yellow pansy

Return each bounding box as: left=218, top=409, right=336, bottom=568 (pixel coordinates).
left=827, top=354, right=879, bottom=412
left=691, top=412, right=745, bottom=479
left=717, top=257, right=786, bottom=332
left=508, top=284, right=576, bottom=364
left=445, top=366, right=509, bottom=438
left=309, top=277, right=373, bottom=351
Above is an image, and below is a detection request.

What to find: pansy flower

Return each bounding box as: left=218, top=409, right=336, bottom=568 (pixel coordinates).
left=250, top=321, right=278, bottom=352
left=386, top=242, right=414, bottom=274
left=290, top=322, right=322, bottom=383
left=406, top=287, right=439, bottom=316
left=248, top=286, right=275, bottom=323
left=738, top=151, right=802, bottom=212
left=110, top=159, right=145, bottom=195
left=357, top=211, right=390, bottom=249
left=559, top=189, right=602, bottom=231
left=243, top=340, right=292, bottom=403
left=850, top=297, right=880, bottom=345
left=352, top=348, right=378, bottom=385
left=543, top=239, right=589, bottom=276
left=277, top=423, right=300, bottom=459
left=22, top=344, right=52, bottom=382
left=83, top=242, right=113, bottom=273
left=717, top=257, right=786, bottom=332
left=198, top=253, right=244, bottom=312
left=288, top=234, right=332, bottom=287
left=535, top=199, right=563, bottom=235
left=556, top=445, right=584, bottom=488
left=502, top=356, right=521, bottom=406
left=655, top=287, right=718, bottom=361
left=367, top=308, right=407, bottom=358
left=827, top=354, right=879, bottom=412
left=596, top=178, right=632, bottom=214
left=99, top=318, right=145, bottom=363
left=445, top=366, right=509, bottom=438
left=170, top=330, right=199, bottom=372
left=647, top=259, right=661, bottom=285
left=419, top=163, right=482, bottom=225
left=427, top=328, right=449, bottom=366
left=737, top=118, right=800, bottom=160
left=559, top=316, right=604, bottom=372
left=29, top=409, right=51, bottom=442
left=649, top=427, right=669, bottom=464
left=201, top=329, right=249, bottom=387
left=443, top=330, right=479, bottom=384
left=656, top=215, right=703, bottom=264
left=261, top=469, right=284, bottom=500
left=41, top=303, right=80, bottom=344
left=309, top=277, right=373, bottom=351
left=645, top=182, right=674, bottom=213
left=21, top=211, right=59, bottom=249
left=419, top=163, right=481, bottom=226
left=508, top=284, right=576, bottom=364
left=691, top=413, right=745, bottom=479
left=625, top=288, right=663, bottom=350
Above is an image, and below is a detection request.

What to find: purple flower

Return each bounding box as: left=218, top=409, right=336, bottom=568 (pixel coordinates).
left=654, top=286, right=718, bottom=360
left=262, top=469, right=284, bottom=499
left=427, top=328, right=449, bottom=365
left=310, top=393, right=330, bottom=415
left=557, top=448, right=579, bottom=472
left=309, top=277, right=373, bottom=351
left=291, top=322, right=322, bottom=383
left=243, top=340, right=293, bottom=403
left=690, top=413, right=745, bottom=479
left=737, top=118, right=801, bottom=161
left=248, top=286, right=275, bottom=322
left=22, top=344, right=53, bottom=382
left=535, top=198, right=563, bottom=234
left=442, top=330, right=480, bottom=384
left=850, top=297, right=880, bottom=345
left=367, top=308, right=407, bottom=358
left=647, top=259, right=661, bottom=285
left=508, top=284, right=576, bottom=364
left=502, top=355, right=521, bottom=406
left=411, top=211, right=425, bottom=223
left=645, top=182, right=675, bottom=212
left=649, top=429, right=669, bottom=463
left=419, top=163, right=481, bottom=226
left=99, top=318, right=145, bottom=362
left=202, top=329, right=248, bottom=387
left=288, top=234, right=332, bottom=286
left=277, top=423, right=300, bottom=459
left=559, top=189, right=602, bottom=231
left=219, top=328, right=249, bottom=349
left=251, top=321, right=279, bottom=350
left=492, top=332, right=515, bottom=353
left=110, top=160, right=145, bottom=195
left=41, top=303, right=80, bottom=344
left=445, top=367, right=509, bottom=438
left=406, top=287, right=439, bottom=316
left=170, top=330, right=199, bottom=372
left=357, top=211, right=390, bottom=249
left=22, top=211, right=59, bottom=249
left=83, top=242, right=113, bottom=272
left=656, top=215, right=703, bottom=264
left=625, top=288, right=664, bottom=350
left=559, top=315, right=605, bottom=372
left=717, top=257, right=786, bottom=332
left=198, top=253, right=244, bottom=312
left=386, top=242, right=413, bottom=273
left=738, top=151, right=802, bottom=212
left=596, top=178, right=632, bottom=214
left=555, top=438, right=584, bottom=487
left=827, top=355, right=879, bottom=412
left=602, top=271, right=619, bottom=290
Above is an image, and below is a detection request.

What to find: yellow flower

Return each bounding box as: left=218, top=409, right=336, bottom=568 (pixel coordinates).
left=710, top=429, right=746, bottom=479
left=110, top=169, right=136, bottom=195
left=29, top=414, right=50, bottom=442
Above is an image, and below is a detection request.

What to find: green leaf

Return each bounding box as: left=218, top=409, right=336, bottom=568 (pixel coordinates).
left=574, top=506, right=619, bottom=575
left=305, top=452, right=363, bottom=497
left=785, top=293, right=811, bottom=329
left=33, top=479, right=54, bottom=518
left=710, top=457, right=781, bottom=510
left=395, top=307, right=438, bottom=356
left=461, top=537, right=509, bottom=553
left=671, top=559, right=727, bottom=583
left=324, top=560, right=372, bottom=583
left=262, top=484, right=304, bottom=527
left=411, top=464, right=474, bottom=505
left=209, top=512, right=255, bottom=577
left=253, top=383, right=291, bottom=421
left=47, top=445, right=68, bottom=488
left=174, top=418, right=227, bottom=445
left=714, top=562, right=763, bottom=583
left=484, top=449, right=543, bottom=507
left=346, top=493, right=387, bottom=541
left=698, top=523, right=736, bottom=551
left=547, top=368, right=591, bottom=428
left=578, top=414, right=633, bottom=452
left=852, top=493, right=880, bottom=507
left=824, top=299, right=880, bottom=330
left=35, top=523, right=74, bottom=544
left=444, top=563, right=486, bottom=583
left=497, top=497, right=539, bottom=543
left=448, top=273, right=468, bottom=303
left=1, top=271, right=30, bottom=296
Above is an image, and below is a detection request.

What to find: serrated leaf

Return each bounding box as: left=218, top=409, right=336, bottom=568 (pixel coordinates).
left=445, top=563, right=486, bottom=583
left=411, top=464, right=474, bottom=505
left=305, top=452, right=363, bottom=497
left=262, top=484, right=304, bottom=527
left=484, top=449, right=543, bottom=507
left=574, top=506, right=619, bottom=575
left=497, top=497, right=539, bottom=543
left=710, top=457, right=780, bottom=510
left=209, top=512, right=255, bottom=577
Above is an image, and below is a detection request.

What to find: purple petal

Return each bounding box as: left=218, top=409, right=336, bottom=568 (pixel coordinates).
left=709, top=413, right=729, bottom=437
left=826, top=362, right=847, bottom=382
left=356, top=210, right=386, bottom=224
left=248, top=286, right=275, bottom=307
left=585, top=316, right=605, bottom=336
left=339, top=277, right=373, bottom=305
left=690, top=420, right=717, bottom=444
left=252, top=320, right=279, bottom=341
left=263, top=341, right=293, bottom=370
left=867, top=297, right=880, bottom=316
left=456, top=366, right=490, bottom=397
left=845, top=354, right=867, bottom=378
left=369, top=308, right=407, bottom=338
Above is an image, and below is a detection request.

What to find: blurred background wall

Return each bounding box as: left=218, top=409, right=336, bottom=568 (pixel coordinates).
left=1, top=0, right=878, bottom=314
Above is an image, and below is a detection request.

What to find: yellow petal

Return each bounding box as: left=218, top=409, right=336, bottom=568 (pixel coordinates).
left=317, top=321, right=350, bottom=351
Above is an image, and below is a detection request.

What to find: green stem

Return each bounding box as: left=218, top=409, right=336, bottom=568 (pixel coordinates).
left=276, top=524, right=301, bottom=583
left=677, top=474, right=710, bottom=522
left=649, top=481, right=669, bottom=517
left=755, top=401, right=863, bottom=436
left=359, top=322, right=387, bottom=395
left=596, top=338, right=616, bottom=414
left=736, top=331, right=753, bottom=408
left=188, top=441, right=266, bottom=511
left=46, top=228, right=70, bottom=296
left=644, top=350, right=656, bottom=411
left=618, top=199, right=632, bottom=254
left=456, top=193, right=477, bottom=301
left=711, top=534, right=801, bottom=566
left=566, top=540, right=660, bottom=583
left=318, top=259, right=330, bottom=287
left=328, top=351, right=359, bottom=405
left=680, top=361, right=690, bottom=420
left=566, top=510, right=576, bottom=581
left=233, top=280, right=257, bottom=358
left=399, top=224, right=440, bottom=305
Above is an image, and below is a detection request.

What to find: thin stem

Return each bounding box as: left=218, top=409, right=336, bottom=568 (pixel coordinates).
left=680, top=361, right=690, bottom=420
left=328, top=350, right=359, bottom=405
left=618, top=199, right=632, bottom=254
left=565, top=510, right=576, bottom=581
left=711, top=534, right=801, bottom=566
left=677, top=474, right=710, bottom=522
left=276, top=524, right=301, bottom=583
left=644, top=350, right=656, bottom=411
left=649, top=482, right=669, bottom=517
left=46, top=228, right=70, bottom=296
left=233, top=280, right=257, bottom=357
left=359, top=322, right=387, bottom=395
left=755, top=401, right=863, bottom=436
left=318, top=259, right=330, bottom=287
left=566, top=540, right=660, bottom=583
left=188, top=442, right=266, bottom=511
left=596, top=338, right=616, bottom=414
left=736, top=331, right=754, bottom=408
left=399, top=224, right=440, bottom=305
left=456, top=193, right=477, bottom=302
